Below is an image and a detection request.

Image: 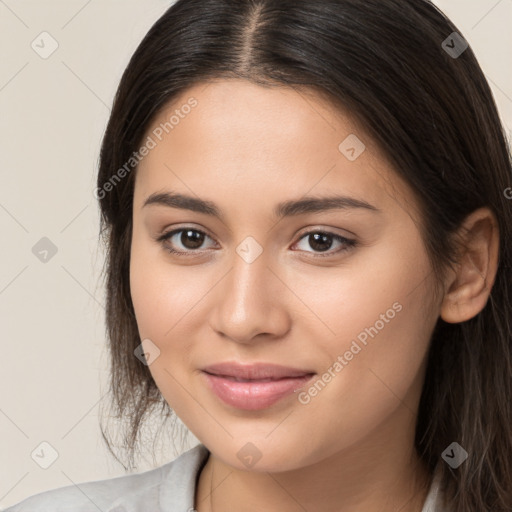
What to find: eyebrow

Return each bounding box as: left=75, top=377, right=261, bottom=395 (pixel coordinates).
left=142, top=191, right=381, bottom=220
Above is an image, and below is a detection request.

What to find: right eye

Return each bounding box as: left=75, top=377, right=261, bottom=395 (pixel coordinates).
left=157, top=227, right=217, bottom=256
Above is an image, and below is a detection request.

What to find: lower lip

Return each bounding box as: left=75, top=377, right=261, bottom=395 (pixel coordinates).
left=201, top=372, right=315, bottom=410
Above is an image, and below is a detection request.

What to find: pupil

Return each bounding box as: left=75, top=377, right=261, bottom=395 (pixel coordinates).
left=182, top=230, right=204, bottom=249
left=309, top=233, right=332, bottom=252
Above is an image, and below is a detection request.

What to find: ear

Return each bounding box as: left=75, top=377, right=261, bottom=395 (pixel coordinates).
left=440, top=207, right=500, bottom=324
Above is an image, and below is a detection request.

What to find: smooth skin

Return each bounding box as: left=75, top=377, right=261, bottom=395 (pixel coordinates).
left=129, top=79, right=499, bottom=512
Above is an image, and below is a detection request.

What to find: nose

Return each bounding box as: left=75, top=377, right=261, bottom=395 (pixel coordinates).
left=208, top=245, right=292, bottom=344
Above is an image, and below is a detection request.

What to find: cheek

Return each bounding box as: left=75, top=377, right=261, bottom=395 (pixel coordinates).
left=129, top=238, right=217, bottom=394
left=129, top=244, right=200, bottom=411
left=289, top=225, right=433, bottom=353
left=294, top=230, right=435, bottom=427
left=129, top=232, right=203, bottom=337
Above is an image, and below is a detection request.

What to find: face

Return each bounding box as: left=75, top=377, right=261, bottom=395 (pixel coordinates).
left=130, top=79, right=440, bottom=472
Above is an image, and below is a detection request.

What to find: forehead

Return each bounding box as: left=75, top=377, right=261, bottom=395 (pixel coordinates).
left=134, top=79, right=414, bottom=218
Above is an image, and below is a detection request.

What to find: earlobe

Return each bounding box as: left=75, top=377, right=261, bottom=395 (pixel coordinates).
left=440, top=207, right=499, bottom=324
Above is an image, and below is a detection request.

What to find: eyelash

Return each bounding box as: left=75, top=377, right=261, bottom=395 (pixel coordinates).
left=156, top=227, right=357, bottom=258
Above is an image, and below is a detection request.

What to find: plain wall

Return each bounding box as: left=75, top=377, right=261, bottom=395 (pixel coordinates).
left=1, top=0, right=511, bottom=508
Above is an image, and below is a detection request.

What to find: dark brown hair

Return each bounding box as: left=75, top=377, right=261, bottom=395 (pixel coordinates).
left=96, top=1, right=512, bottom=510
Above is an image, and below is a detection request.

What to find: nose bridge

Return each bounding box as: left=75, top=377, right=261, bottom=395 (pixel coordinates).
left=226, top=239, right=273, bottom=319
left=210, top=237, right=290, bottom=342
left=232, top=242, right=269, bottom=308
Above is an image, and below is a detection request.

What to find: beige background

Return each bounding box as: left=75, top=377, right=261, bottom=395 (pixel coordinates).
left=0, top=0, right=511, bottom=508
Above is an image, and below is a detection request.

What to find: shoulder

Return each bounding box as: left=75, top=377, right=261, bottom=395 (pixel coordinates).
left=421, top=464, right=453, bottom=512
left=3, top=443, right=210, bottom=512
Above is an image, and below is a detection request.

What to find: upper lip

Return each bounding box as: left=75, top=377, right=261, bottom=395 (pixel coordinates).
left=202, top=362, right=315, bottom=380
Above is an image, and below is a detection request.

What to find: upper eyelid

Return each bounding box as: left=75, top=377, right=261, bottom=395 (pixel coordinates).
left=159, top=225, right=353, bottom=239
left=158, top=226, right=217, bottom=244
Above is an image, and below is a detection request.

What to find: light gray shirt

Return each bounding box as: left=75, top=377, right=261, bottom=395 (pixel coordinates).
left=4, top=443, right=448, bottom=511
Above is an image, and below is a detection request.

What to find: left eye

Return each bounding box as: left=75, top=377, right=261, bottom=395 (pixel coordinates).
left=157, top=228, right=357, bottom=257
left=293, top=231, right=357, bottom=255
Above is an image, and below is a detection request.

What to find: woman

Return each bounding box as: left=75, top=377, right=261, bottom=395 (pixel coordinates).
left=6, top=0, right=511, bottom=511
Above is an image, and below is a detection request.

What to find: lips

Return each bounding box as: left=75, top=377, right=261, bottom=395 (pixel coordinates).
left=202, top=361, right=314, bottom=380
left=201, top=362, right=316, bottom=410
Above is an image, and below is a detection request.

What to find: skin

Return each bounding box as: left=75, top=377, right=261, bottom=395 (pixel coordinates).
left=129, top=79, right=499, bottom=512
